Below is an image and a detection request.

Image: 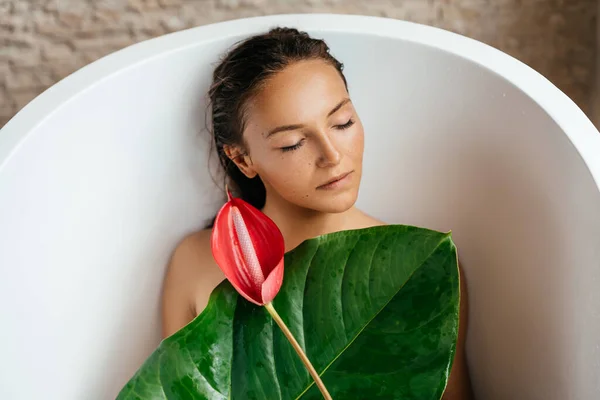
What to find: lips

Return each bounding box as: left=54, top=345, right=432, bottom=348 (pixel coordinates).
left=318, top=171, right=352, bottom=188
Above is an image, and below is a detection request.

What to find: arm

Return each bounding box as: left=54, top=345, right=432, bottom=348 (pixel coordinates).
left=443, top=261, right=474, bottom=400
left=161, top=236, right=199, bottom=339
left=161, top=230, right=227, bottom=339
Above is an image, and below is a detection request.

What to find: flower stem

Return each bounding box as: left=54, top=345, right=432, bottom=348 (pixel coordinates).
left=264, top=302, right=332, bottom=400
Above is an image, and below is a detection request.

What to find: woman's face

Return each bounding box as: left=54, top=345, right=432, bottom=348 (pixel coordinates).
left=234, top=59, right=364, bottom=213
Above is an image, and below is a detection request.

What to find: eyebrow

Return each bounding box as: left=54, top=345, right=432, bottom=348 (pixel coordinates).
left=264, top=98, right=352, bottom=138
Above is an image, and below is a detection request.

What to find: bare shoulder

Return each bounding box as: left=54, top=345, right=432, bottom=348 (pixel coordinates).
left=161, top=229, right=225, bottom=338
left=352, top=208, right=387, bottom=229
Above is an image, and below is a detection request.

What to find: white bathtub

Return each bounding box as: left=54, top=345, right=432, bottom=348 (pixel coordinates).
left=1, top=14, right=599, bottom=400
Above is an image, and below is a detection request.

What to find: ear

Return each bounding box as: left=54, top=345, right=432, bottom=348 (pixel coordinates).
left=223, top=144, right=258, bottom=179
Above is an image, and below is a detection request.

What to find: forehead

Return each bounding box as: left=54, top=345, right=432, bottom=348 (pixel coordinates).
left=248, top=60, right=349, bottom=126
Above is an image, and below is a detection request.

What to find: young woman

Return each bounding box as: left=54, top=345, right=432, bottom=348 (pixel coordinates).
left=162, top=27, right=472, bottom=399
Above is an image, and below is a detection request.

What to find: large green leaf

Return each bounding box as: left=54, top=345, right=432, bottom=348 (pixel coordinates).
left=117, top=225, right=460, bottom=399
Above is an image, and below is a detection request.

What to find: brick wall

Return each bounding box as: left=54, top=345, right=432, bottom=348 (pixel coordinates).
left=0, top=0, right=596, bottom=128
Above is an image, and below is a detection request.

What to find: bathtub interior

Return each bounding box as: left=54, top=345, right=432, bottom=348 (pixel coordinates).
left=1, top=18, right=600, bottom=400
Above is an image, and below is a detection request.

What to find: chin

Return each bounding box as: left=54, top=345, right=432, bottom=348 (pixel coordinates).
left=311, top=190, right=358, bottom=214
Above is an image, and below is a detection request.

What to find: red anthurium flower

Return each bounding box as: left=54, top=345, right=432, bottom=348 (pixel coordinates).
left=210, top=190, right=285, bottom=306
left=210, top=188, right=332, bottom=400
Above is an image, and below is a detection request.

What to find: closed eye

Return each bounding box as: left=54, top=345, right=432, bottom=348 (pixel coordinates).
left=335, top=119, right=355, bottom=130
left=280, top=138, right=305, bottom=153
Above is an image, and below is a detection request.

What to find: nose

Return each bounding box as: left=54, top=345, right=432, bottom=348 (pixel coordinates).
left=316, top=134, right=342, bottom=168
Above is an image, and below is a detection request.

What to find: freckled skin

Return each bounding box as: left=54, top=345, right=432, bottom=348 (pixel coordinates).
left=161, top=59, right=473, bottom=399
left=227, top=60, right=371, bottom=251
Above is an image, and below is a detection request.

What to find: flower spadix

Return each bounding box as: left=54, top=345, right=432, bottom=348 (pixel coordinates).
left=210, top=190, right=285, bottom=306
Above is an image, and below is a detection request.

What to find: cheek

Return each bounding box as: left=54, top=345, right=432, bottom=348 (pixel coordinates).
left=257, top=152, right=315, bottom=193
left=344, top=124, right=365, bottom=160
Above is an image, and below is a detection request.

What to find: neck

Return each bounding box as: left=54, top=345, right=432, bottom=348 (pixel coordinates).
left=261, top=192, right=358, bottom=252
